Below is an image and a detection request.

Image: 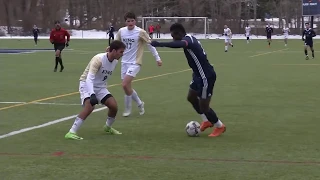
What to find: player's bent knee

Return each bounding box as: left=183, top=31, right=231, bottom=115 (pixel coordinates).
left=101, top=94, right=118, bottom=112
left=122, top=76, right=134, bottom=94
left=200, top=106, right=210, bottom=113
left=83, top=98, right=94, bottom=112
left=199, top=99, right=211, bottom=112
left=55, top=50, right=61, bottom=57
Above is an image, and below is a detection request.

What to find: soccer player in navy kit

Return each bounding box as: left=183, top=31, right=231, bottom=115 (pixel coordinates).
left=151, top=23, right=226, bottom=137
left=266, top=24, right=273, bottom=47
left=107, top=24, right=115, bottom=46
left=302, top=23, right=316, bottom=60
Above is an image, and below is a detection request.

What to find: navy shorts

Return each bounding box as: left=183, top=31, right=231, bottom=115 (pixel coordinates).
left=109, top=34, right=114, bottom=39
left=190, top=74, right=216, bottom=99
left=267, top=34, right=272, bottom=39
left=305, top=40, right=313, bottom=48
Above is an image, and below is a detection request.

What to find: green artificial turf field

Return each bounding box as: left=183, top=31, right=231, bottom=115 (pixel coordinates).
left=0, top=39, right=319, bottom=180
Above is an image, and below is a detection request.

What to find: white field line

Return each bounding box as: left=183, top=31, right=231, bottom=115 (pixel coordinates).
left=0, top=107, right=107, bottom=139
left=249, top=48, right=289, bottom=58
left=0, top=68, right=192, bottom=139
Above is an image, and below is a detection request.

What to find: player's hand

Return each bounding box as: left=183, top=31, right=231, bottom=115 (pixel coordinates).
left=90, top=94, right=98, bottom=106
left=66, top=42, right=69, bottom=47
left=151, top=41, right=161, bottom=47
left=106, top=46, right=110, bottom=52
left=51, top=41, right=54, bottom=44
left=156, top=60, right=162, bottom=66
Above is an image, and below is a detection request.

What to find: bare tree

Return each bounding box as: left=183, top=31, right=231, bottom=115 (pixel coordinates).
left=0, top=0, right=309, bottom=35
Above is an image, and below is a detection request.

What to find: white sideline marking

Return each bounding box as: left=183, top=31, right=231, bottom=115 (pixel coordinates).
left=249, top=48, right=289, bottom=58
left=0, top=107, right=107, bottom=139
left=0, top=101, right=80, bottom=106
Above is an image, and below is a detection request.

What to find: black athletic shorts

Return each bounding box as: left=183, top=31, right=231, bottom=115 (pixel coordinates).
left=190, top=73, right=216, bottom=100
left=54, top=43, right=65, bottom=52
left=267, top=34, right=272, bottom=39
left=305, top=40, right=313, bottom=48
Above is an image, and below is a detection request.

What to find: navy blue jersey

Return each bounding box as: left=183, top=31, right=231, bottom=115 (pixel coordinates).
left=182, top=35, right=215, bottom=79
left=265, top=27, right=273, bottom=34
left=33, top=28, right=39, bottom=36
left=302, top=28, right=316, bottom=42
left=108, top=26, right=115, bottom=35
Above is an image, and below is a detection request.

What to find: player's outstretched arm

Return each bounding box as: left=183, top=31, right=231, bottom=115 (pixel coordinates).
left=147, top=43, right=161, bottom=61
left=151, top=40, right=188, bottom=48
left=302, top=30, right=305, bottom=41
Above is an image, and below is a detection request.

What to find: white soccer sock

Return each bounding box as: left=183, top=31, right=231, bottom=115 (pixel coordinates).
left=200, top=114, right=208, bottom=122
left=106, top=117, right=116, bottom=127
left=69, top=117, right=84, bottom=133
left=247, top=40, right=249, bottom=44
left=132, top=89, right=142, bottom=106
left=124, top=95, right=132, bottom=110
left=225, top=46, right=228, bottom=51
left=214, top=120, right=223, bottom=128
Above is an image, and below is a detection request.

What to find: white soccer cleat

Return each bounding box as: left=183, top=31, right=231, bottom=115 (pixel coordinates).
left=138, top=102, right=145, bottom=115
left=122, top=110, right=131, bottom=117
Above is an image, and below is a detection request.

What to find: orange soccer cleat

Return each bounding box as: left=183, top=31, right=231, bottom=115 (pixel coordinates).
left=208, top=124, right=226, bottom=137
left=200, top=121, right=213, bottom=132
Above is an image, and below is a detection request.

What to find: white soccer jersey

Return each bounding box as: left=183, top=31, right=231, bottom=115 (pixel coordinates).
left=283, top=27, right=290, bottom=36
left=79, top=53, right=118, bottom=91
left=224, top=28, right=231, bottom=39
left=245, top=27, right=251, bottom=36
left=115, top=26, right=160, bottom=65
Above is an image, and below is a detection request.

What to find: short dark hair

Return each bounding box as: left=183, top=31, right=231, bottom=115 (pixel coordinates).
left=109, top=40, right=126, bottom=51
left=170, top=23, right=186, bottom=35
left=124, top=12, right=136, bottom=20
left=54, top=20, right=60, bottom=24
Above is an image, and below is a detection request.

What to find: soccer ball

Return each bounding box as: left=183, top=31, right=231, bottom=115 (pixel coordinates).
left=185, top=121, right=201, bottom=137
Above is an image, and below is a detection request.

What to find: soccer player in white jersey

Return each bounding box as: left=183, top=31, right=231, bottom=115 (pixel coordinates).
left=223, top=25, right=233, bottom=52
left=114, top=12, right=162, bottom=117
left=64, top=40, right=126, bottom=140
left=245, top=24, right=251, bottom=44
left=283, top=25, right=290, bottom=47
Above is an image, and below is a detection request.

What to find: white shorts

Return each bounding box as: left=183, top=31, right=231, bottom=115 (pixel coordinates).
left=224, top=38, right=231, bottom=43
left=121, top=63, right=141, bottom=80
left=79, top=81, right=111, bottom=105
left=246, top=33, right=250, bottom=37
left=284, top=35, right=288, bottom=39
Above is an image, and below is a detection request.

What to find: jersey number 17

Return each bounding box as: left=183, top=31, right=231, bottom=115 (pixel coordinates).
left=125, top=43, right=132, bottom=49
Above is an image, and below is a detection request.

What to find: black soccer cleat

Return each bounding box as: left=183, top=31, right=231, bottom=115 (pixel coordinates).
left=305, top=56, right=309, bottom=60
left=54, top=67, right=57, bottom=72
